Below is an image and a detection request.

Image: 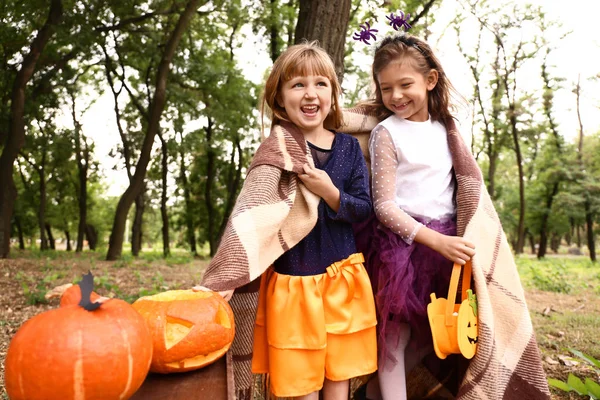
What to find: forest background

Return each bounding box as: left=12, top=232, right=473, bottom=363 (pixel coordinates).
left=1, top=0, right=600, bottom=398
left=0, top=0, right=599, bottom=261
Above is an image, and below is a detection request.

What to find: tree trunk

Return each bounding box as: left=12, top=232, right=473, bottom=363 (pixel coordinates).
left=45, top=223, right=55, bottom=250
left=576, top=224, right=581, bottom=248
left=38, top=176, right=48, bottom=251
left=158, top=133, right=170, bottom=257
left=550, top=233, right=560, bottom=254
left=85, top=224, right=98, bottom=250
left=76, top=170, right=87, bottom=253
left=565, top=218, right=573, bottom=246
left=131, top=192, right=145, bottom=256
left=73, top=96, right=88, bottom=253
left=585, top=201, right=596, bottom=262
left=575, top=75, right=596, bottom=262
left=0, top=0, right=62, bottom=258
left=537, top=54, right=562, bottom=259
left=65, top=230, right=72, bottom=251
left=537, top=181, right=559, bottom=259
left=179, top=143, right=197, bottom=256
left=509, top=107, right=526, bottom=254
left=204, top=119, right=217, bottom=256
left=15, top=216, right=25, bottom=250
left=294, top=0, right=351, bottom=81
left=106, top=0, right=200, bottom=260
left=487, top=154, right=497, bottom=200
left=269, top=0, right=281, bottom=62
left=528, top=232, right=536, bottom=255
left=217, top=138, right=244, bottom=245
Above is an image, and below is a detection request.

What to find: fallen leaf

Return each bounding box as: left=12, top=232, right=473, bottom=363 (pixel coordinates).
left=558, top=355, right=580, bottom=367
left=542, top=306, right=552, bottom=316
left=545, top=356, right=559, bottom=365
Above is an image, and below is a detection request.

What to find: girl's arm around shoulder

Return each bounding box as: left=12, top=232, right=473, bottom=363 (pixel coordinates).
left=324, top=135, right=372, bottom=223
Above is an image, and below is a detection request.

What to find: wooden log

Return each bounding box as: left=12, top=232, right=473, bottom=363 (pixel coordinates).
left=131, top=356, right=228, bottom=400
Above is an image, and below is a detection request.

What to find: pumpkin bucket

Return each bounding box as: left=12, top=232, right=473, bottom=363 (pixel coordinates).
left=427, top=260, right=478, bottom=359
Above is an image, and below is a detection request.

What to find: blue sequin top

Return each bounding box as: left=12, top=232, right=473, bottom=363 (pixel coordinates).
left=273, top=132, right=372, bottom=276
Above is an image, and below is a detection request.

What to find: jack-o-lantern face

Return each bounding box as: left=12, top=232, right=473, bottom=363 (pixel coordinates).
left=133, top=290, right=235, bottom=373
left=457, top=289, right=478, bottom=359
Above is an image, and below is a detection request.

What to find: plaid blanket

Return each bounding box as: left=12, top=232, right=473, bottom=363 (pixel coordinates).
left=341, top=107, right=550, bottom=399
left=201, top=120, right=320, bottom=399
left=201, top=107, right=550, bottom=399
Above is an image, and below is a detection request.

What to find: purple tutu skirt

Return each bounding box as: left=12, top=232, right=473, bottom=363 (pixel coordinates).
left=354, top=213, right=456, bottom=364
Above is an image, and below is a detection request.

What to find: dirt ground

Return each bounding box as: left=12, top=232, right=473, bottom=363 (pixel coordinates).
left=1, top=253, right=598, bottom=399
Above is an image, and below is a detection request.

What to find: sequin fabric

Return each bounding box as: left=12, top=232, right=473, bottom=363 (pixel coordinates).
left=273, top=133, right=372, bottom=276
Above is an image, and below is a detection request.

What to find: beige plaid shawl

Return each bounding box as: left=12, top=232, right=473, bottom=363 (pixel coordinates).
left=341, top=107, right=550, bottom=399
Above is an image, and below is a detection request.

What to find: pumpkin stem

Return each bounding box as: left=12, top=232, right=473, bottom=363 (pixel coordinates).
left=78, top=271, right=102, bottom=311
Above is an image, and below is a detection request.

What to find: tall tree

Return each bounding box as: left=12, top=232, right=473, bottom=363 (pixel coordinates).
left=536, top=47, right=565, bottom=258
left=0, top=0, right=63, bottom=258
left=294, top=0, right=352, bottom=80
left=106, top=0, right=201, bottom=260
left=575, top=76, right=596, bottom=262
left=455, top=23, right=508, bottom=200
left=157, top=131, right=170, bottom=257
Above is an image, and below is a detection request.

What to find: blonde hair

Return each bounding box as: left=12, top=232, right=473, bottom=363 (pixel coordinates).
left=261, top=41, right=344, bottom=133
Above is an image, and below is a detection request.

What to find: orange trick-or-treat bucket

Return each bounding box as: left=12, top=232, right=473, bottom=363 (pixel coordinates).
left=427, top=260, right=478, bottom=359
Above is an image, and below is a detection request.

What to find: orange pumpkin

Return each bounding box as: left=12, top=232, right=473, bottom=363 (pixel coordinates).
left=5, top=275, right=153, bottom=400
left=59, top=283, right=102, bottom=307
left=132, top=289, right=235, bottom=373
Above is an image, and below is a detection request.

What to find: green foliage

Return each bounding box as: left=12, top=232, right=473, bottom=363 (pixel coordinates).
left=529, top=263, right=573, bottom=293
left=137, top=272, right=168, bottom=298
left=15, top=270, right=64, bottom=305
left=548, top=350, right=600, bottom=399
left=517, top=257, right=598, bottom=293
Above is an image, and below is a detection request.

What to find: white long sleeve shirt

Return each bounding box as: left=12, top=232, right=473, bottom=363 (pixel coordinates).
left=369, top=115, right=456, bottom=244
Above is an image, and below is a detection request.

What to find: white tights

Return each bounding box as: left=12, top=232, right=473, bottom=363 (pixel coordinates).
left=366, top=323, right=433, bottom=400
left=378, top=323, right=412, bottom=400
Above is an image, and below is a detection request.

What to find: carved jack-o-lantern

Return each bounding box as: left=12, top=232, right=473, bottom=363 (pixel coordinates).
left=132, top=290, right=235, bottom=373
left=428, top=262, right=478, bottom=360
left=456, top=290, right=478, bottom=358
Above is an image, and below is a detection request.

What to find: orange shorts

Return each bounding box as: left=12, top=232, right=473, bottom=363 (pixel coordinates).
left=252, top=253, right=378, bottom=397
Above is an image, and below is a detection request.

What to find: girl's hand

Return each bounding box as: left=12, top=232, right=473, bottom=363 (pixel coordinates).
left=192, top=285, right=234, bottom=301
left=416, top=227, right=475, bottom=265
left=436, top=235, right=476, bottom=265
left=298, top=164, right=340, bottom=211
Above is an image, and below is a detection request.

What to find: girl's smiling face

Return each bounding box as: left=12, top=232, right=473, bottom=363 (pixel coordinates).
left=377, top=61, right=438, bottom=122
left=277, top=74, right=332, bottom=136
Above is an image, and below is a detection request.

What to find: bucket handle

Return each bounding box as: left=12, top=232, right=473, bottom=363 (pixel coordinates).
left=445, top=260, right=472, bottom=326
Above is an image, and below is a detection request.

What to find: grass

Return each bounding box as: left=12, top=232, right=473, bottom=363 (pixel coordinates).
left=3, top=248, right=599, bottom=399
left=516, top=256, right=600, bottom=357
left=517, top=255, right=599, bottom=294
left=514, top=255, right=600, bottom=398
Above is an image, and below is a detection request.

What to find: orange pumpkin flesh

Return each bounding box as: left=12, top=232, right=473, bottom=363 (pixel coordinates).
left=132, top=290, right=235, bottom=373
left=5, top=298, right=153, bottom=400
left=59, top=284, right=102, bottom=307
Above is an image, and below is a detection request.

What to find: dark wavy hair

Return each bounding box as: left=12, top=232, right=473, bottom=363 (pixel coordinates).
left=363, top=34, right=463, bottom=124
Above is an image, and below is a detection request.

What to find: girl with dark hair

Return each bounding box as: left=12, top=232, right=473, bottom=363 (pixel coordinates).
left=357, top=34, right=476, bottom=399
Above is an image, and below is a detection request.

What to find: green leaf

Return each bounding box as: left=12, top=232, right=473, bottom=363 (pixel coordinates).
left=567, top=374, right=588, bottom=395
left=585, top=378, right=600, bottom=399
left=570, top=348, right=600, bottom=369
left=547, top=378, right=570, bottom=392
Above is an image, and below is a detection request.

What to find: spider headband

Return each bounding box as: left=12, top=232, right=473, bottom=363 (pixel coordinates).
left=352, top=11, right=412, bottom=45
